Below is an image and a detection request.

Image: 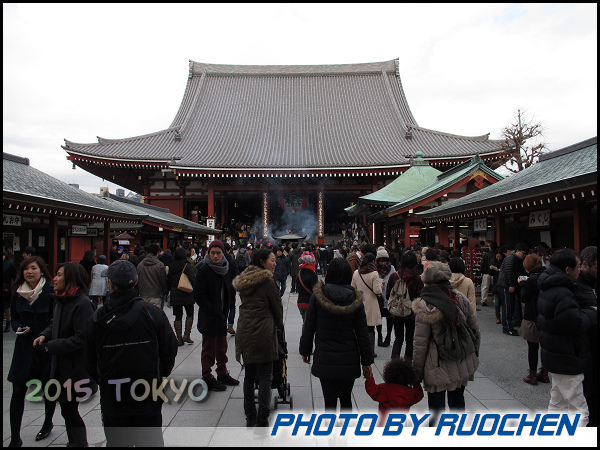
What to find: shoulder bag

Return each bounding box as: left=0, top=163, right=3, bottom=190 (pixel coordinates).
left=359, top=272, right=384, bottom=310
left=177, top=263, right=194, bottom=293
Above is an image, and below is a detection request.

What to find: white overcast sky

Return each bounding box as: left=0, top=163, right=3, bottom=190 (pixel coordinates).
left=3, top=3, right=597, bottom=194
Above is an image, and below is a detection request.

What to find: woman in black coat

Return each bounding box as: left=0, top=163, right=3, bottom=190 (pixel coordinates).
left=168, top=247, right=197, bottom=346
left=34, top=262, right=96, bottom=447
left=519, top=254, right=548, bottom=385
left=299, top=258, right=374, bottom=411
left=7, top=256, right=57, bottom=447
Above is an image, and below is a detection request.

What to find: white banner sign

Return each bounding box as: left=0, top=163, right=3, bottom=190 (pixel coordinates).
left=3, top=214, right=22, bottom=227
left=528, top=210, right=550, bottom=228
left=473, top=218, right=487, bottom=232
left=207, top=218, right=215, bottom=245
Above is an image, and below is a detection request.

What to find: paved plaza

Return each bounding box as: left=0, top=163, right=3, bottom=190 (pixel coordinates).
left=2, top=279, right=573, bottom=446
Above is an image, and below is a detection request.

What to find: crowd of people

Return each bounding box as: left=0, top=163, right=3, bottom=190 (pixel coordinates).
left=3, top=237, right=597, bottom=446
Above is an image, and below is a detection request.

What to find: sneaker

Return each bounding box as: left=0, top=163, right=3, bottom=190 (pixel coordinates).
left=205, top=377, right=227, bottom=391
left=481, top=301, right=488, bottom=306
left=227, top=325, right=236, bottom=335
left=217, top=373, right=240, bottom=386
left=503, top=329, right=519, bottom=336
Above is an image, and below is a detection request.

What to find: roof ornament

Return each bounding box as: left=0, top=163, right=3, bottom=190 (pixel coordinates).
left=394, top=58, right=400, bottom=77
left=405, top=127, right=413, bottom=139
left=188, top=61, right=194, bottom=79
left=174, top=131, right=182, bottom=141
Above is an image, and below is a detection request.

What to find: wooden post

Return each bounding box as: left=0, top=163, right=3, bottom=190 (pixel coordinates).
left=48, top=215, right=58, bottom=276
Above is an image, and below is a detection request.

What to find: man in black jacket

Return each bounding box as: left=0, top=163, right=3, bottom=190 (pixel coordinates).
left=497, top=243, right=528, bottom=335
left=479, top=241, right=497, bottom=306
left=194, top=240, right=240, bottom=391
left=86, top=260, right=178, bottom=447
left=537, top=249, right=597, bottom=427
left=574, top=246, right=597, bottom=427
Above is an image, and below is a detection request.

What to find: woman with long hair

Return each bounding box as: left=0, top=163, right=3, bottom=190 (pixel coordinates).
left=300, top=258, right=373, bottom=411
left=232, top=248, right=283, bottom=427
left=7, top=256, right=56, bottom=447
left=78, top=250, right=96, bottom=278
left=88, top=255, right=109, bottom=307
left=33, top=262, right=96, bottom=447
left=351, top=252, right=382, bottom=357
left=168, top=247, right=197, bottom=346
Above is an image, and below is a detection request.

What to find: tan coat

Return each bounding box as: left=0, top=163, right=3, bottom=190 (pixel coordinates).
left=450, top=274, right=476, bottom=316
left=351, top=270, right=382, bottom=326
left=411, top=290, right=480, bottom=393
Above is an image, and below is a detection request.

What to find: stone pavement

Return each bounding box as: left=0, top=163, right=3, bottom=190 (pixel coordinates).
left=3, top=278, right=548, bottom=447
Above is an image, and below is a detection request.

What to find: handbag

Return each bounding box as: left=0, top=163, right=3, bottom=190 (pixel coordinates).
left=177, top=263, right=193, bottom=293
left=359, top=272, right=384, bottom=310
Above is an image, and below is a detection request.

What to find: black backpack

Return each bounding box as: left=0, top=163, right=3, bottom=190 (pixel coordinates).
left=236, top=248, right=249, bottom=270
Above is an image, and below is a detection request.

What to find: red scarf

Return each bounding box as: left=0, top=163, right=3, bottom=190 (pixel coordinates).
left=299, top=262, right=316, bottom=272
left=55, top=287, right=80, bottom=298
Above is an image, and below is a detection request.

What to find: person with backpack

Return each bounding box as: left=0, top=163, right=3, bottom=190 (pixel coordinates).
left=412, top=261, right=480, bottom=427
left=86, top=260, right=178, bottom=446
left=386, top=250, right=423, bottom=360
left=236, top=245, right=251, bottom=273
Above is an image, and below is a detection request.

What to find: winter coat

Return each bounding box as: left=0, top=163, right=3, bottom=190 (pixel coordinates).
left=86, top=288, right=177, bottom=416
left=231, top=266, right=283, bottom=364
left=574, top=273, right=597, bottom=383
left=365, top=377, right=424, bottom=426
left=412, top=286, right=480, bottom=393
left=297, top=268, right=318, bottom=310
left=289, top=248, right=304, bottom=277
left=378, top=264, right=396, bottom=302
left=537, top=265, right=597, bottom=375
left=520, top=266, right=545, bottom=322
left=88, top=263, right=109, bottom=297
left=299, top=281, right=374, bottom=379
left=450, top=274, right=476, bottom=316
left=79, top=259, right=96, bottom=278
left=497, top=253, right=526, bottom=292
left=8, top=282, right=54, bottom=385
left=167, top=260, right=197, bottom=306
left=40, top=291, right=97, bottom=402
left=352, top=270, right=382, bottom=326
left=136, top=254, right=168, bottom=299
left=274, top=255, right=291, bottom=282
left=194, top=262, right=234, bottom=336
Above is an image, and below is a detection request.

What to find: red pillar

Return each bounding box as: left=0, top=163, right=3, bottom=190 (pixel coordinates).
left=438, top=222, right=449, bottom=248
left=207, top=184, right=215, bottom=217
left=48, top=215, right=58, bottom=276
left=162, top=232, right=168, bottom=252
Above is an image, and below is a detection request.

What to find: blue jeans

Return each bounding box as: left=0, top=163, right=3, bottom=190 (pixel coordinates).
left=275, top=279, right=286, bottom=297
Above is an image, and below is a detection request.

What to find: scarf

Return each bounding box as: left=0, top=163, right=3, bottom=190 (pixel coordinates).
left=16, top=277, right=47, bottom=305
left=54, top=287, right=80, bottom=300
left=299, top=262, right=316, bottom=272
left=420, top=281, right=460, bottom=325
left=377, top=262, right=392, bottom=279
left=359, top=262, right=377, bottom=275
left=203, top=254, right=229, bottom=276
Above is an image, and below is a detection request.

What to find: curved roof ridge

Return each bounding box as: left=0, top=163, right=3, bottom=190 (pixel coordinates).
left=410, top=125, right=497, bottom=142
left=64, top=127, right=179, bottom=147
left=190, top=59, right=397, bottom=76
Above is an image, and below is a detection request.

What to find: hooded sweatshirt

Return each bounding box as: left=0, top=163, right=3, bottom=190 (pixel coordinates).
left=450, top=273, right=476, bottom=316
left=85, top=288, right=177, bottom=416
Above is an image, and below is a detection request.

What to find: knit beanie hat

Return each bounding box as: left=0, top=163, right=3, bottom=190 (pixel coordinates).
left=298, top=251, right=315, bottom=265
left=421, top=261, right=452, bottom=284
left=208, top=239, right=225, bottom=253
left=376, top=249, right=390, bottom=260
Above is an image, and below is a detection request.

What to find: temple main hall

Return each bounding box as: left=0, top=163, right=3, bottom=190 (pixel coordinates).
left=63, top=59, right=508, bottom=245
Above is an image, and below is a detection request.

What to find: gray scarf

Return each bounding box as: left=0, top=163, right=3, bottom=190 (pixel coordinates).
left=203, top=254, right=229, bottom=276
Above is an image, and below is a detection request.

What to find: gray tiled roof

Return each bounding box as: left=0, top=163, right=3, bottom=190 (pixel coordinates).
left=3, top=154, right=144, bottom=220
left=105, top=195, right=221, bottom=235
left=63, top=59, right=504, bottom=171
left=417, top=137, right=597, bottom=219
left=3, top=153, right=221, bottom=235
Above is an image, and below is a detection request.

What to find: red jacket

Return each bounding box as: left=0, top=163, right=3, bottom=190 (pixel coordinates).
left=365, top=377, right=424, bottom=426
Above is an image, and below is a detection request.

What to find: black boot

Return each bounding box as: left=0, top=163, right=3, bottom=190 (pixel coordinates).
left=376, top=325, right=384, bottom=346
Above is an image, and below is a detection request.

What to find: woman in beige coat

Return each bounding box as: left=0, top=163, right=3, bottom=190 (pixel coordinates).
left=352, top=253, right=382, bottom=357
left=448, top=257, right=477, bottom=316
left=412, top=262, right=480, bottom=426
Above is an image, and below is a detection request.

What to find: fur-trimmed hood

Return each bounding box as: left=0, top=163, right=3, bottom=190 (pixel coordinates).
left=313, top=280, right=363, bottom=315
left=232, top=265, right=274, bottom=295
left=412, top=298, right=444, bottom=324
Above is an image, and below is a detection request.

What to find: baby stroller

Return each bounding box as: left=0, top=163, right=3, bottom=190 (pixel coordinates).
left=255, top=323, right=293, bottom=409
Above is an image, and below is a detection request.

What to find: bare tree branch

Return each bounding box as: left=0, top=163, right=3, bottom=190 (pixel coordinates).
left=496, top=108, right=547, bottom=173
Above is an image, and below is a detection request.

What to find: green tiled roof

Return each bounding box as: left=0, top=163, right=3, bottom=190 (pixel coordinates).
left=416, top=137, right=597, bottom=219
left=373, top=154, right=503, bottom=219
